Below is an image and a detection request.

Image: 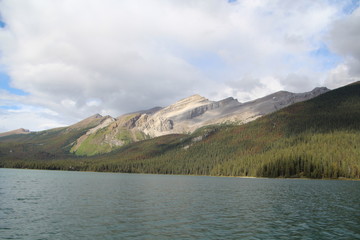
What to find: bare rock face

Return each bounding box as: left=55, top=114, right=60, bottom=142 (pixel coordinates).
left=241, top=87, right=330, bottom=116
left=126, top=87, right=329, bottom=137
left=135, top=95, right=221, bottom=136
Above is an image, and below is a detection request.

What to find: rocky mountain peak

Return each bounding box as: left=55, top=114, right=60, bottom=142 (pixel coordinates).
left=91, top=113, right=103, bottom=119
left=159, top=94, right=210, bottom=116
left=69, top=113, right=111, bottom=130
left=19, top=128, right=30, bottom=133
left=173, top=94, right=208, bottom=105
left=311, top=87, right=329, bottom=94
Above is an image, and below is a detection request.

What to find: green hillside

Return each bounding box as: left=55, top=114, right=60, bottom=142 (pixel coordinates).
left=70, top=113, right=149, bottom=156
left=1, top=82, right=360, bottom=179
left=0, top=115, right=106, bottom=160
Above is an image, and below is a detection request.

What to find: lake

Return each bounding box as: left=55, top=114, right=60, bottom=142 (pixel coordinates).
left=0, top=168, right=359, bottom=239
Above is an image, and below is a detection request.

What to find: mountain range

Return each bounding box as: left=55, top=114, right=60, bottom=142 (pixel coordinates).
left=1, top=82, right=359, bottom=179
left=1, top=87, right=328, bottom=156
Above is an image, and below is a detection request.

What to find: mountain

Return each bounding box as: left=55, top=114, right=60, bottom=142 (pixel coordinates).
left=0, top=114, right=110, bottom=159
left=69, top=113, right=147, bottom=156
left=0, top=128, right=30, bottom=137
left=0, top=87, right=329, bottom=157
left=69, top=87, right=328, bottom=156
left=1, top=82, right=359, bottom=179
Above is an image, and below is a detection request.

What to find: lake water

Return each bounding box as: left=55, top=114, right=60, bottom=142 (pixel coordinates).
left=0, top=169, right=359, bottom=240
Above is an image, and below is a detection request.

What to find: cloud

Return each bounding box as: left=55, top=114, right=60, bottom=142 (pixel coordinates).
left=326, top=7, right=360, bottom=88
left=224, top=76, right=285, bottom=102
left=325, top=64, right=358, bottom=89
left=0, top=0, right=357, bottom=131
left=0, top=103, right=68, bottom=132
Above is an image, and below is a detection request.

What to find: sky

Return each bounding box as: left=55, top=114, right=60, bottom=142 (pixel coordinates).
left=0, top=0, right=359, bottom=132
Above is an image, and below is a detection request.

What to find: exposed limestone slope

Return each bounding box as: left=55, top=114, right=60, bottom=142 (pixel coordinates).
left=135, top=95, right=241, bottom=136
left=203, top=87, right=330, bottom=126
left=134, top=87, right=329, bottom=137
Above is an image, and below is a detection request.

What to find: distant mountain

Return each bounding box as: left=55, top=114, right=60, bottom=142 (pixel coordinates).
left=0, top=114, right=110, bottom=159
left=1, top=82, right=359, bottom=179
left=0, top=128, right=30, bottom=137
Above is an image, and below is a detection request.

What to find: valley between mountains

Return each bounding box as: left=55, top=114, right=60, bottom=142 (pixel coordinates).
left=1, top=82, right=359, bottom=179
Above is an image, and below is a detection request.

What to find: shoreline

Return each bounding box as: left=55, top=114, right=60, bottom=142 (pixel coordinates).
left=1, top=167, right=359, bottom=181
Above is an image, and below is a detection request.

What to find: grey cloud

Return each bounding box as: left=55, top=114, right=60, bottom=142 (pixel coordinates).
left=326, top=7, right=360, bottom=86
left=328, top=8, right=360, bottom=59
left=226, top=76, right=263, bottom=92
left=279, top=73, right=317, bottom=92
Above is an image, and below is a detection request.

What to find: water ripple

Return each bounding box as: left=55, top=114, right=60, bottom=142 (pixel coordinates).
left=1, top=169, right=360, bottom=239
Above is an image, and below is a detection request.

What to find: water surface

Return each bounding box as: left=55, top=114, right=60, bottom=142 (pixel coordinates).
left=1, top=168, right=359, bottom=239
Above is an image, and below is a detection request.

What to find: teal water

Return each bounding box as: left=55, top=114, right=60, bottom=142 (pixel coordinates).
left=0, top=169, right=359, bottom=240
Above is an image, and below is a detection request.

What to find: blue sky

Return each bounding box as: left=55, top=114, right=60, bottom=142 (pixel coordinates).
left=309, top=43, right=343, bottom=71
left=0, top=72, right=28, bottom=96
left=341, top=0, right=359, bottom=13
left=0, top=0, right=359, bottom=132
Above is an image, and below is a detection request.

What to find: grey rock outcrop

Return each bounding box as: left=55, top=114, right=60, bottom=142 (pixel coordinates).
left=133, top=87, right=329, bottom=137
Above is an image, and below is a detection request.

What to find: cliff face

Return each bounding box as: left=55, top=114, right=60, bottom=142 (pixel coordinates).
left=132, top=87, right=329, bottom=137
left=133, top=95, right=241, bottom=137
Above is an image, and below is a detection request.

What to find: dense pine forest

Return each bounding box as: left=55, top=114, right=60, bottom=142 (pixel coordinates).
left=1, top=82, right=360, bottom=179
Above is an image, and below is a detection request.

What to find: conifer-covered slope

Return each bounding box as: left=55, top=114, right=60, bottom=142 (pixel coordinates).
left=92, top=81, right=359, bottom=178
left=0, top=82, right=359, bottom=179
